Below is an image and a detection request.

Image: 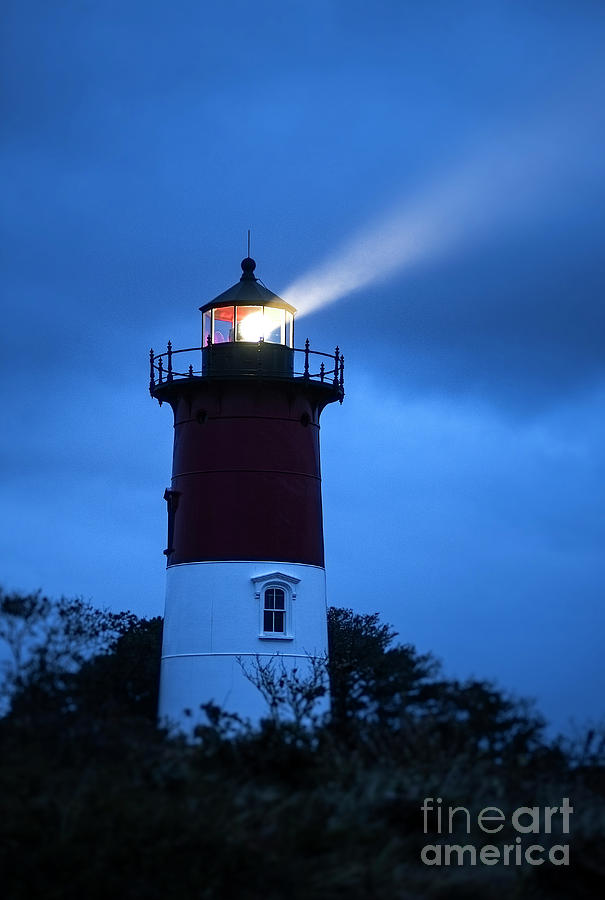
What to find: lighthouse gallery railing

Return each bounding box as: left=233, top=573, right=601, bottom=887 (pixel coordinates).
left=149, top=340, right=345, bottom=401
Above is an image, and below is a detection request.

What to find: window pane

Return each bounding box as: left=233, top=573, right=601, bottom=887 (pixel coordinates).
left=236, top=306, right=263, bottom=342
left=212, top=306, right=233, bottom=343
left=273, top=611, right=285, bottom=632
left=264, top=307, right=285, bottom=344
left=264, top=611, right=273, bottom=632
left=274, top=589, right=285, bottom=610
left=202, top=311, right=211, bottom=348
left=264, top=589, right=275, bottom=610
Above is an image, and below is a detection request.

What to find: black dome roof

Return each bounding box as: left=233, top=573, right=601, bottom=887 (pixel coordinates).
left=199, top=258, right=296, bottom=314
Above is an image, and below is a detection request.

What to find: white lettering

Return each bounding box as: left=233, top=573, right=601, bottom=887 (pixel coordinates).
left=544, top=806, right=558, bottom=833
left=525, top=845, right=545, bottom=865
left=479, top=845, right=500, bottom=865
left=560, top=798, right=574, bottom=833
left=512, top=806, right=540, bottom=834
left=477, top=807, right=505, bottom=833
left=420, top=844, right=441, bottom=865
left=421, top=798, right=433, bottom=834
left=549, top=844, right=570, bottom=866
left=448, top=806, right=471, bottom=834
left=503, top=844, right=515, bottom=864
left=444, top=845, right=477, bottom=866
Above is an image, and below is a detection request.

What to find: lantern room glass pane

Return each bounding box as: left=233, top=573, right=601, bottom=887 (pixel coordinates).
left=264, top=307, right=285, bottom=344
left=212, top=306, right=234, bottom=344
left=285, top=312, right=293, bottom=348
left=202, top=311, right=211, bottom=348
left=236, top=306, right=263, bottom=342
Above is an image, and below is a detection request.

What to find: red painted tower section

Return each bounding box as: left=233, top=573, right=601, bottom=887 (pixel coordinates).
left=162, top=377, right=335, bottom=565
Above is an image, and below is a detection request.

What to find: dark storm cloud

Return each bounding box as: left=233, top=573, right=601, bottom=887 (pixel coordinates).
left=3, top=0, right=604, bottom=413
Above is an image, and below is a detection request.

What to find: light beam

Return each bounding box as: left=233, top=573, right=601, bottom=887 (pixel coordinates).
left=283, top=111, right=603, bottom=317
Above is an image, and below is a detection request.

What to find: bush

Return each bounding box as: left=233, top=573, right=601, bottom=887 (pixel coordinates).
left=0, top=591, right=603, bottom=898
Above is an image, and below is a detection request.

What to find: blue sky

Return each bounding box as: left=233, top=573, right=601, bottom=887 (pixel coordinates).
left=2, top=0, right=604, bottom=732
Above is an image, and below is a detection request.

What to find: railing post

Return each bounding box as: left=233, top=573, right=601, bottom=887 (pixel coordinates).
left=149, top=348, right=155, bottom=392
left=206, top=334, right=212, bottom=347
left=188, top=364, right=194, bottom=377
left=339, top=354, right=345, bottom=403
left=333, top=346, right=340, bottom=386
left=320, top=362, right=325, bottom=382
left=158, top=356, right=163, bottom=384
left=304, top=339, right=310, bottom=379
left=167, top=341, right=173, bottom=382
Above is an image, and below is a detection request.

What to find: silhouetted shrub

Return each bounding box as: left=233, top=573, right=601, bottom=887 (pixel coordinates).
left=0, top=591, right=603, bottom=898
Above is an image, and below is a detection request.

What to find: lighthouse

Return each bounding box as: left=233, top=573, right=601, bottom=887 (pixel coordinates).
left=150, top=257, right=344, bottom=730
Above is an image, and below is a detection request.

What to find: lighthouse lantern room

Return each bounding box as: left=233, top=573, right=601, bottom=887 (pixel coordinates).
left=150, top=257, right=344, bottom=730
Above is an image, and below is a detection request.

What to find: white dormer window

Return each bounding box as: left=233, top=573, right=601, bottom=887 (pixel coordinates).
left=252, top=572, right=300, bottom=641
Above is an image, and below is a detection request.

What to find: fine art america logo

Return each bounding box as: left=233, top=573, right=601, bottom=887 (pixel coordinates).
left=420, top=797, right=573, bottom=867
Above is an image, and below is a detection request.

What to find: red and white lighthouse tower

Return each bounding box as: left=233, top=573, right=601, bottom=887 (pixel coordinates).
left=150, top=257, right=344, bottom=729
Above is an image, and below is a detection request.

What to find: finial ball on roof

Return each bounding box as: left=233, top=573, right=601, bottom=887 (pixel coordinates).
left=241, top=257, right=256, bottom=278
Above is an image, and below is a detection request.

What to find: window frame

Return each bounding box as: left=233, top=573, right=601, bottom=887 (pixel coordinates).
left=252, top=572, right=300, bottom=641
left=211, top=305, right=234, bottom=344
left=262, top=586, right=286, bottom=635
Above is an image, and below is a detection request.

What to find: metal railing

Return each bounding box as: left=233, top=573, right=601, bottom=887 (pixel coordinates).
left=149, top=339, right=345, bottom=400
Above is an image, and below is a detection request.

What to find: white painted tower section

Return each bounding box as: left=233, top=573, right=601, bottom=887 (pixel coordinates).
left=158, top=561, right=328, bottom=730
